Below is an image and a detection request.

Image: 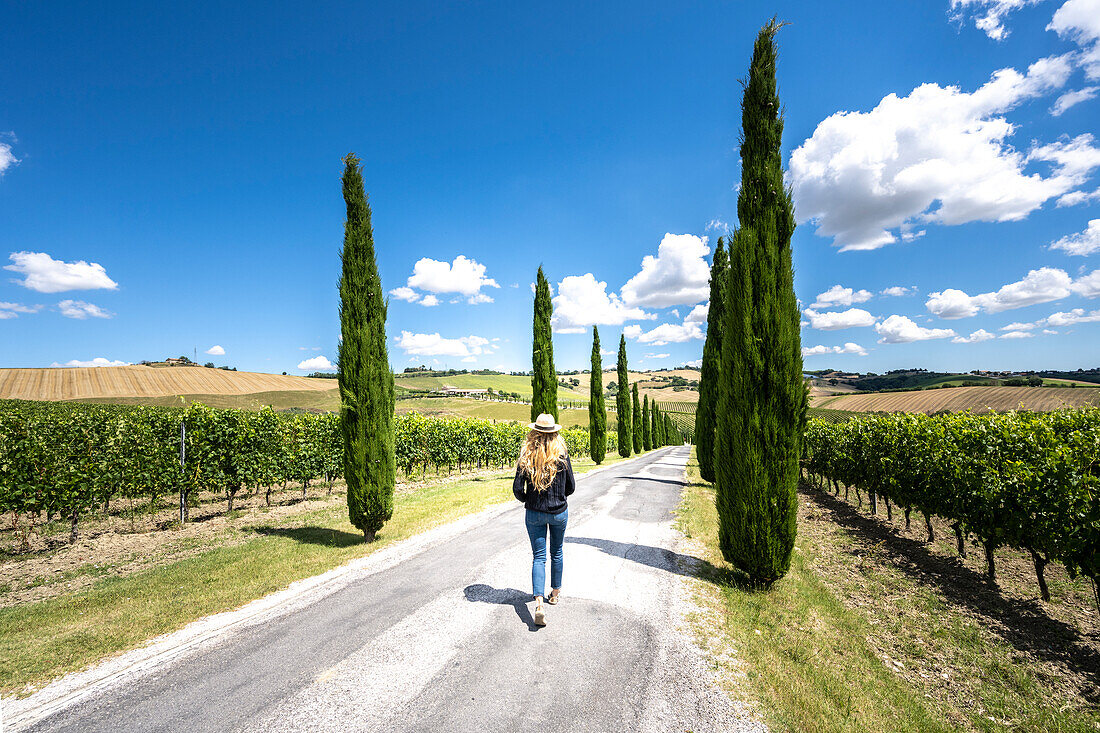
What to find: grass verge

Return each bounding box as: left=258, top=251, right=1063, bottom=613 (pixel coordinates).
left=0, top=451, right=635, bottom=695
left=677, top=449, right=1100, bottom=732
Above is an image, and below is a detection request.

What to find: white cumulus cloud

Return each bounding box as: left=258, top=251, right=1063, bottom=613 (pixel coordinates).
left=811, top=285, right=873, bottom=309
left=1051, top=219, right=1100, bottom=255
left=0, top=301, right=41, bottom=319
left=927, top=267, right=1084, bottom=318
left=950, top=0, right=1042, bottom=40
left=802, top=308, right=877, bottom=330
left=6, top=251, right=119, bottom=293
left=550, top=273, right=653, bottom=333
left=1057, top=187, right=1100, bottom=206
left=1071, top=268, right=1100, bottom=297
left=395, top=331, right=491, bottom=358
left=621, top=233, right=711, bottom=307
left=298, top=355, right=335, bottom=371
left=205, top=345, right=225, bottom=356
left=952, top=329, right=997, bottom=343
left=623, top=318, right=705, bottom=346
left=1048, top=0, right=1100, bottom=80
left=0, top=142, right=18, bottom=176
left=1044, top=307, right=1100, bottom=325
left=399, top=255, right=499, bottom=305
left=875, top=315, right=956, bottom=343
left=50, top=357, right=130, bottom=368
left=389, top=286, right=420, bottom=302
left=684, top=303, right=709, bottom=323
left=789, top=55, right=1089, bottom=251
left=801, top=342, right=868, bottom=357
left=1051, top=86, right=1099, bottom=115
left=1001, top=330, right=1035, bottom=338
left=58, top=300, right=112, bottom=319
left=926, top=288, right=982, bottom=319
left=643, top=353, right=671, bottom=359
left=881, top=286, right=916, bottom=297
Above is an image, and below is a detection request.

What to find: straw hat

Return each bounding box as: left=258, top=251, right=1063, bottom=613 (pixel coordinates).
left=528, top=413, right=563, bottom=433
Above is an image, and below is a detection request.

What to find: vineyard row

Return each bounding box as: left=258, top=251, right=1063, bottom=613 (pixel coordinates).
left=0, top=400, right=611, bottom=542
left=802, top=409, right=1100, bottom=605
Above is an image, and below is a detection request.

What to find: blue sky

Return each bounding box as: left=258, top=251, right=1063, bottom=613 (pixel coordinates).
left=2, top=0, right=1098, bottom=375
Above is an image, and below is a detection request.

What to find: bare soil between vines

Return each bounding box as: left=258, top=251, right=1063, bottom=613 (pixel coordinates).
left=801, top=483, right=1100, bottom=720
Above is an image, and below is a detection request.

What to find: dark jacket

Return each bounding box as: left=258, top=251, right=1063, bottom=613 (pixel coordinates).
left=513, top=455, right=575, bottom=514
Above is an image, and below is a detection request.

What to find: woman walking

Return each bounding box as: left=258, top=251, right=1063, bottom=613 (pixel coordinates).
left=513, top=413, right=575, bottom=627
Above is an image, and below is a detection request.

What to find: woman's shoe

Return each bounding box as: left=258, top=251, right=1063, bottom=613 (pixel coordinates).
left=547, top=589, right=560, bottom=605
left=534, top=598, right=546, bottom=626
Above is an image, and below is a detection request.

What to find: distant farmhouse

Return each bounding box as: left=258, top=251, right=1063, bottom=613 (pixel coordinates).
left=435, top=387, right=489, bottom=397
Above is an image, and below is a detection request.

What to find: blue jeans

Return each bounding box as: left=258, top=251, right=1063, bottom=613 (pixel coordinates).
left=525, top=508, right=568, bottom=598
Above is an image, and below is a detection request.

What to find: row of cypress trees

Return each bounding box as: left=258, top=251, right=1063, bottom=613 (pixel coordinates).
left=696, top=20, right=805, bottom=586
left=577, top=321, right=682, bottom=464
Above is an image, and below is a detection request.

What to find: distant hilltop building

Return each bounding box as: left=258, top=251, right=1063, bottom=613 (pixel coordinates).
left=436, top=387, right=488, bottom=397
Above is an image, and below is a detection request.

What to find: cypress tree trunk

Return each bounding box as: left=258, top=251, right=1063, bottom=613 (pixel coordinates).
left=713, top=20, right=803, bottom=585
left=531, top=267, right=558, bottom=421
left=616, top=335, right=632, bottom=457
left=642, top=395, right=652, bottom=450
left=338, top=153, right=396, bottom=544
left=589, top=327, right=607, bottom=464
left=695, top=237, right=727, bottom=482
left=631, top=383, right=643, bottom=453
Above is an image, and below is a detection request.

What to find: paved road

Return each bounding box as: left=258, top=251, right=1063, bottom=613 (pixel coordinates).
left=26, top=446, right=759, bottom=733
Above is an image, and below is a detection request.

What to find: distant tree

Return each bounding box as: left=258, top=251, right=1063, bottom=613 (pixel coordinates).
left=338, top=153, right=396, bottom=543
left=695, top=236, right=727, bottom=482
left=642, top=394, right=652, bottom=450
left=589, top=327, right=608, bottom=464
left=531, top=266, right=558, bottom=421
left=204, top=362, right=216, bottom=368
left=616, top=335, right=632, bottom=457
left=714, top=21, right=803, bottom=585
left=631, top=383, right=643, bottom=453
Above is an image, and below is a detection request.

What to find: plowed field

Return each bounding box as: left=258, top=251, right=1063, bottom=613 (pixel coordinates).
left=815, top=385, right=1100, bottom=413
left=0, top=365, right=337, bottom=401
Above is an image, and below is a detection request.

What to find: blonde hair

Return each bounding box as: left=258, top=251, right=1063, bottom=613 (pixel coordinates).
left=517, top=430, right=568, bottom=493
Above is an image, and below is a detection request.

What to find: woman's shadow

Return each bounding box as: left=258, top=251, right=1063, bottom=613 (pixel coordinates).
left=463, top=584, right=541, bottom=631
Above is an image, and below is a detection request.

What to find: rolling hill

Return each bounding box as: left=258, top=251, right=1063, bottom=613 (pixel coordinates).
left=0, top=365, right=338, bottom=402
left=814, top=386, right=1100, bottom=414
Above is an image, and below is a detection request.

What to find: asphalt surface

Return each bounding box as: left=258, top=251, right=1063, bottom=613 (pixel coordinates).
left=25, top=446, right=761, bottom=733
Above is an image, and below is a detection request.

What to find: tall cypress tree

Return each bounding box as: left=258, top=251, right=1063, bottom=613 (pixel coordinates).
left=631, top=383, right=643, bottom=453
left=695, top=237, right=728, bottom=482
left=714, top=20, right=804, bottom=585
left=338, top=154, right=395, bottom=543
left=652, top=403, right=662, bottom=446
left=616, top=334, right=631, bottom=457
left=531, top=266, right=558, bottom=421
left=642, top=394, right=652, bottom=450
left=589, top=327, right=607, bottom=464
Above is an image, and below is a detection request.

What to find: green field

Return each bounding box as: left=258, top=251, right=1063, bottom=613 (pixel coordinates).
left=396, top=396, right=613, bottom=428
left=394, top=373, right=589, bottom=398
left=72, top=389, right=341, bottom=412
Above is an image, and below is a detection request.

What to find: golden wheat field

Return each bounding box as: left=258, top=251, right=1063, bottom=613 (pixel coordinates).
left=0, top=365, right=338, bottom=402
left=815, top=385, right=1100, bottom=413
